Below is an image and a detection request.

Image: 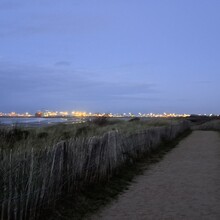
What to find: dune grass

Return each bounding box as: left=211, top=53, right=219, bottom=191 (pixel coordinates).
left=45, top=129, right=192, bottom=220
left=192, top=119, right=220, bottom=131
left=0, top=118, right=190, bottom=220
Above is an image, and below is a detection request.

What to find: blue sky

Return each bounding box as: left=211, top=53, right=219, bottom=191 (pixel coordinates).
left=0, top=0, right=220, bottom=114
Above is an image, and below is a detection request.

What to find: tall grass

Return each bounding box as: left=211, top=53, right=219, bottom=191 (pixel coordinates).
left=0, top=120, right=190, bottom=219
left=192, top=119, right=220, bottom=131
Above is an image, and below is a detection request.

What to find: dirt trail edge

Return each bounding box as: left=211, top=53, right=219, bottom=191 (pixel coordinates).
left=90, top=131, right=220, bottom=220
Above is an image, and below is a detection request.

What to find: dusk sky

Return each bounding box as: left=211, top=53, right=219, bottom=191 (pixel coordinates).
left=0, top=0, right=220, bottom=114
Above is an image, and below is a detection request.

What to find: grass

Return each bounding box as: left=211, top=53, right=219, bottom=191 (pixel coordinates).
left=45, top=129, right=192, bottom=220
left=0, top=118, right=190, bottom=220
left=192, top=119, right=220, bottom=131
left=0, top=118, right=181, bottom=151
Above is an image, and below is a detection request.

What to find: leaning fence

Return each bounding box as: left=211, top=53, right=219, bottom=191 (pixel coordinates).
left=0, top=121, right=190, bottom=220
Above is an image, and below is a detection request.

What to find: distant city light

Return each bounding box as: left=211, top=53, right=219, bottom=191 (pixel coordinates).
left=1, top=110, right=218, bottom=118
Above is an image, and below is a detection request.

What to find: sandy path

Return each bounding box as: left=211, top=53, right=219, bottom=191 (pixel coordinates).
left=90, top=131, right=220, bottom=220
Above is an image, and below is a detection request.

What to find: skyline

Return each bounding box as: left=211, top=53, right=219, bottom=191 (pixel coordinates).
left=1, top=1, right=220, bottom=114
left=0, top=109, right=195, bottom=119
left=0, top=109, right=215, bottom=117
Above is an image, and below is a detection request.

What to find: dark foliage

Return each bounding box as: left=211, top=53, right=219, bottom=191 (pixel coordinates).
left=37, top=132, right=49, bottom=139
left=91, top=117, right=109, bottom=126
left=129, top=117, right=140, bottom=122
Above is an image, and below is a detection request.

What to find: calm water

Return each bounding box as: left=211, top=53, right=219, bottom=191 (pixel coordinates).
left=0, top=117, right=83, bottom=127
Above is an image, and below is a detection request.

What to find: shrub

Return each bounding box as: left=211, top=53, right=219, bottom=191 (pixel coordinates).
left=129, top=117, right=140, bottom=122
left=91, top=117, right=109, bottom=126
left=37, top=132, right=49, bottom=139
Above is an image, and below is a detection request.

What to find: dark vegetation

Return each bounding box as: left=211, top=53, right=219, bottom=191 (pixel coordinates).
left=46, top=129, right=192, bottom=220
left=192, top=119, right=220, bottom=131
left=0, top=118, right=190, bottom=219
left=128, top=117, right=140, bottom=122
left=186, top=115, right=220, bottom=131
left=188, top=115, right=220, bottom=124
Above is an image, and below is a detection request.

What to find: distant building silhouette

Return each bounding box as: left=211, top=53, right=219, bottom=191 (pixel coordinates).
left=35, top=112, right=43, bottom=117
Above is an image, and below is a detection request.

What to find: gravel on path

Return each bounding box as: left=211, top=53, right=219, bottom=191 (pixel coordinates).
left=90, top=131, right=220, bottom=220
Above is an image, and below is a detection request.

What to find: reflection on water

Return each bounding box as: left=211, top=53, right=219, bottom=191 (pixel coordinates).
left=0, top=117, right=83, bottom=127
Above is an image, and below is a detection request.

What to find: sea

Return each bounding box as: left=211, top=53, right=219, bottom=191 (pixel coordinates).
left=0, top=117, right=84, bottom=127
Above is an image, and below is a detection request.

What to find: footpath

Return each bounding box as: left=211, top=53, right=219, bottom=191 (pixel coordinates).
left=90, top=131, right=220, bottom=220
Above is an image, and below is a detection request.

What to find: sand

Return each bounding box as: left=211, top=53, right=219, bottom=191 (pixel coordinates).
left=90, top=131, right=220, bottom=220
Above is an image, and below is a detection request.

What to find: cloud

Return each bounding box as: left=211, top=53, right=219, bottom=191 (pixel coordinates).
left=193, top=80, right=213, bottom=84
left=0, top=6, right=109, bottom=39
left=0, top=2, right=22, bottom=10
left=111, top=94, right=159, bottom=101
left=54, top=61, right=71, bottom=66
left=0, top=61, right=158, bottom=109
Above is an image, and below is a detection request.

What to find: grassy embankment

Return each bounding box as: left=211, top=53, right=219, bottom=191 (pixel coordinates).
left=192, top=119, right=220, bottom=131
left=0, top=118, right=190, bottom=220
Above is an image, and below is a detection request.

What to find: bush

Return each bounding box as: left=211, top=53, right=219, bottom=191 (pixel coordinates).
left=129, top=117, right=140, bottom=122
left=37, top=132, right=49, bottom=139
left=92, top=117, right=109, bottom=126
